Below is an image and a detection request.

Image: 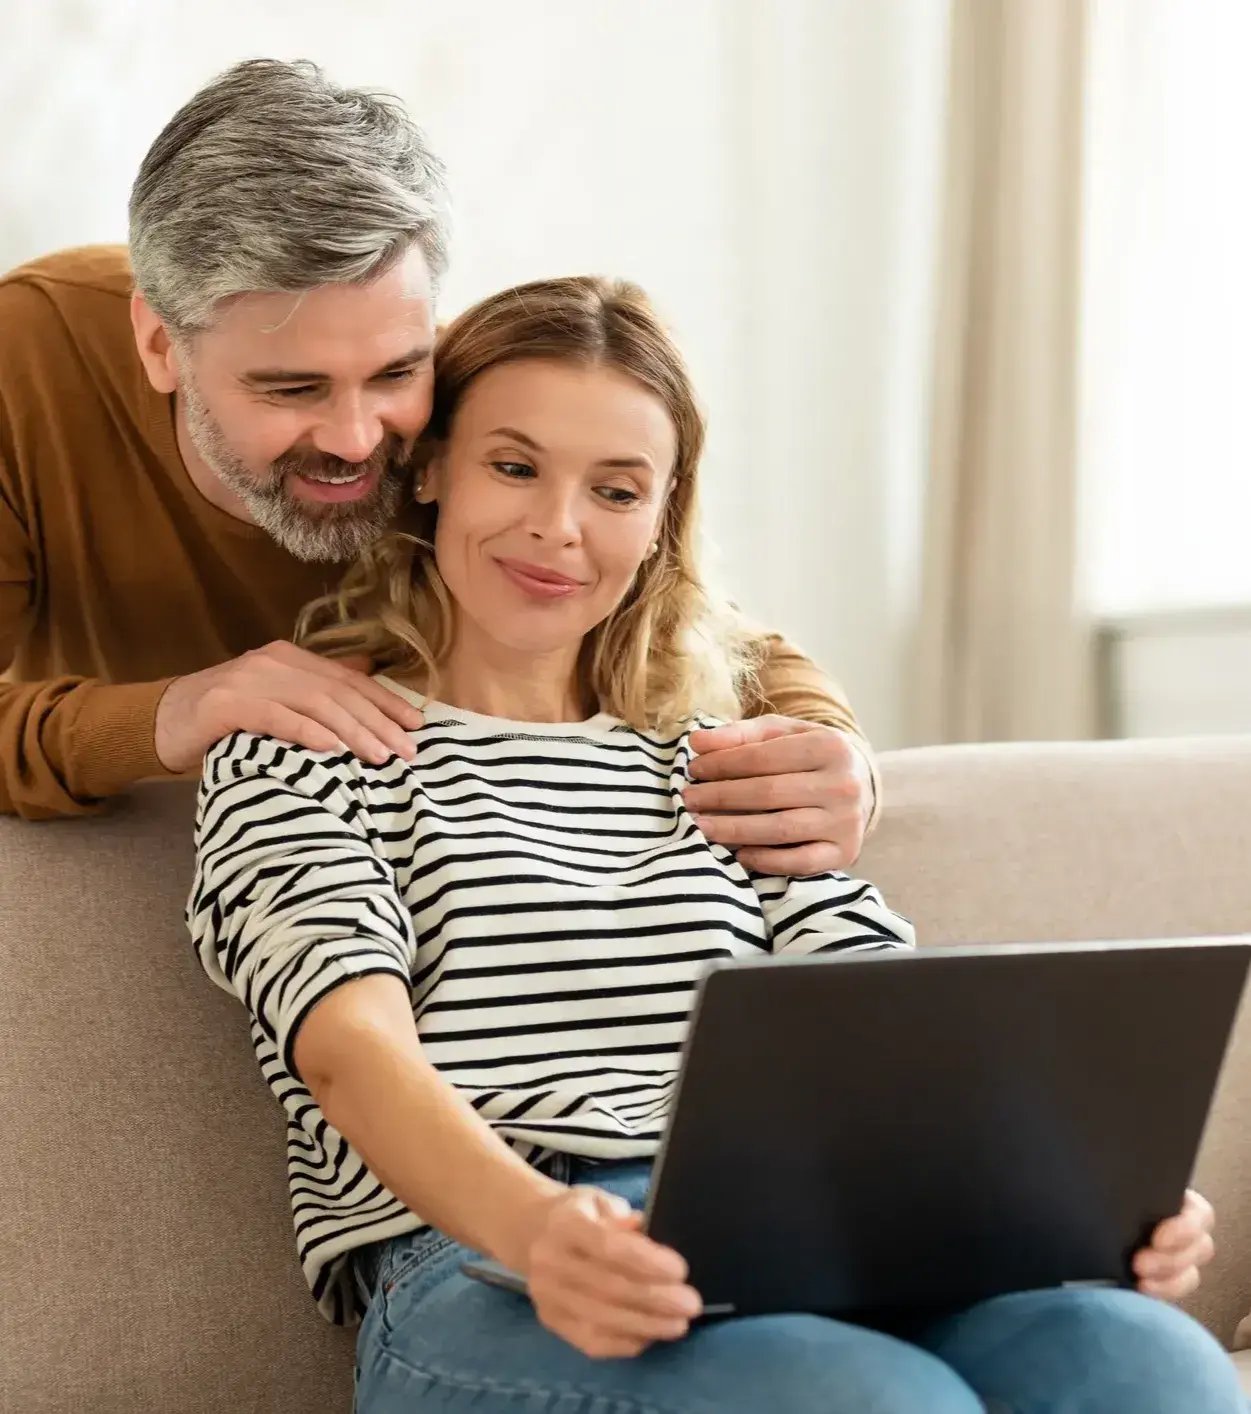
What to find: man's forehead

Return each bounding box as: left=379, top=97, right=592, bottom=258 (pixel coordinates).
left=204, top=248, right=435, bottom=361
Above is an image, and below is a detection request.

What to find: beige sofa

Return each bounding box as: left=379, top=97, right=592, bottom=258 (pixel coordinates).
left=3, top=736, right=1251, bottom=1412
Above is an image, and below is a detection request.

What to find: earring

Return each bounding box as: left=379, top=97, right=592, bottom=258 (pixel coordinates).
left=648, top=540, right=660, bottom=556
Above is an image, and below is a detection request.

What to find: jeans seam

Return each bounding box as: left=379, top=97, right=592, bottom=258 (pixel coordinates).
left=369, top=1337, right=686, bottom=1414
left=381, top=1233, right=455, bottom=1295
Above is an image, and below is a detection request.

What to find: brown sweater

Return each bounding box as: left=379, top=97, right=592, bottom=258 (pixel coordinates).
left=0, top=246, right=866, bottom=819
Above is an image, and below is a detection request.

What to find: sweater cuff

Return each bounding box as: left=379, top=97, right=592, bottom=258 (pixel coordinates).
left=69, top=678, right=180, bottom=799
left=855, top=737, right=883, bottom=836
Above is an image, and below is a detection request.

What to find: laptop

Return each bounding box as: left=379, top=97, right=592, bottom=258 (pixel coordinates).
left=464, top=939, right=1249, bottom=1319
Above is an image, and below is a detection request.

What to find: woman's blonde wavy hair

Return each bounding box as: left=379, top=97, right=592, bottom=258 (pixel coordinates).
left=297, top=275, right=757, bottom=728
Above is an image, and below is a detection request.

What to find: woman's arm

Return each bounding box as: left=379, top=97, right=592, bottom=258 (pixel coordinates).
left=293, top=972, right=564, bottom=1270
left=752, top=867, right=916, bottom=955
left=189, top=734, right=559, bottom=1266
left=189, top=733, right=698, bottom=1356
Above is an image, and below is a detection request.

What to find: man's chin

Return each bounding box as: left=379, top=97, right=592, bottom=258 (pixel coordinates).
left=259, top=480, right=402, bottom=564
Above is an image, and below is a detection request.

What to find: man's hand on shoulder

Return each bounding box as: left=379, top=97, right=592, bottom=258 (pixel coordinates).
left=683, top=716, right=875, bottom=876
left=153, top=641, right=424, bottom=774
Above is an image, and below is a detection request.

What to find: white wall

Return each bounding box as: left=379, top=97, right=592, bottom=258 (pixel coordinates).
left=4, top=0, right=948, bottom=747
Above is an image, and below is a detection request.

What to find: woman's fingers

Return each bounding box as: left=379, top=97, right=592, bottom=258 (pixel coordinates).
left=527, top=1185, right=701, bottom=1359
left=542, top=1290, right=691, bottom=1345
left=1138, top=1265, right=1202, bottom=1303
left=555, top=1262, right=702, bottom=1321
left=1135, top=1229, right=1215, bottom=1280
left=1134, top=1191, right=1217, bottom=1301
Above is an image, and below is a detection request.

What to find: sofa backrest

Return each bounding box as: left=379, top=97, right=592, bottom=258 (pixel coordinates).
left=3, top=737, right=1250, bottom=1412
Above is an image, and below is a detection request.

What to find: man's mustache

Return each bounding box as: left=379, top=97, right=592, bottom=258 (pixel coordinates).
left=270, top=434, right=409, bottom=484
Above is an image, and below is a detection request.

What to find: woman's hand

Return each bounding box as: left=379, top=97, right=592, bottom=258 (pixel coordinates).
left=1132, top=1190, right=1216, bottom=1301
left=516, top=1186, right=702, bottom=1359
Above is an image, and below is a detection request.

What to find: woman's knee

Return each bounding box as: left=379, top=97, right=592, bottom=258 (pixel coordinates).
left=1048, top=1290, right=1242, bottom=1408
left=678, top=1313, right=984, bottom=1414
left=933, top=1287, right=1245, bottom=1412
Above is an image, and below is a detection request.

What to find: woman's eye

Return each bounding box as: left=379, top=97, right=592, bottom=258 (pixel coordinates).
left=491, top=461, right=536, bottom=480
left=377, top=367, right=418, bottom=383
left=596, top=485, right=641, bottom=507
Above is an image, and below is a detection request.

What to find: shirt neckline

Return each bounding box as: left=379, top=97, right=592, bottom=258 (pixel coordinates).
left=375, top=675, right=624, bottom=737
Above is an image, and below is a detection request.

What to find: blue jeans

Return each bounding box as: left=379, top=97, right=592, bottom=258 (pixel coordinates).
left=353, top=1158, right=1245, bottom=1413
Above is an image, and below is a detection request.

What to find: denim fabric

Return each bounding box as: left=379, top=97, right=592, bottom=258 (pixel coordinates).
left=353, top=1158, right=1245, bottom=1413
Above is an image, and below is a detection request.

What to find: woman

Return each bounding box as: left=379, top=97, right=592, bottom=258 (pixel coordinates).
left=189, top=277, right=1236, bottom=1412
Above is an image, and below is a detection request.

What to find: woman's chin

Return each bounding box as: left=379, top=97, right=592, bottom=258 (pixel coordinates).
left=460, top=604, right=599, bottom=659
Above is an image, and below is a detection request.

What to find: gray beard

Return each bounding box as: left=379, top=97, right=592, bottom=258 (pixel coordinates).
left=180, top=378, right=405, bottom=563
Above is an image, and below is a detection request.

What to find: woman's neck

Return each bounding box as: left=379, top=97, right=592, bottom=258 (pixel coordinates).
left=435, top=634, right=592, bottom=724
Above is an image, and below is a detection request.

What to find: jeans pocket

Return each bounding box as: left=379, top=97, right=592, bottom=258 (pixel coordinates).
left=379, top=1229, right=456, bottom=1304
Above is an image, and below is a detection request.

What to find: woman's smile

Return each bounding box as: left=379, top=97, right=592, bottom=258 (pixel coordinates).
left=493, top=556, right=586, bottom=600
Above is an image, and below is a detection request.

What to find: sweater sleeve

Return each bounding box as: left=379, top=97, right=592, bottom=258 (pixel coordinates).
left=0, top=395, right=176, bottom=818
left=746, top=633, right=862, bottom=736
left=187, top=732, right=417, bottom=1078
left=752, top=868, right=916, bottom=957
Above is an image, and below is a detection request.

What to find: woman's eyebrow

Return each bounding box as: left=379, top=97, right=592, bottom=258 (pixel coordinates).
left=486, top=425, right=543, bottom=451
left=597, top=455, right=654, bottom=471
left=486, top=426, right=654, bottom=472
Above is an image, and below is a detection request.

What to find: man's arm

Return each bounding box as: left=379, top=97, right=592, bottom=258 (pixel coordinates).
left=745, top=632, right=863, bottom=738
left=0, top=420, right=179, bottom=818
left=746, top=632, right=880, bottom=815
left=682, top=631, right=882, bottom=876
left=0, top=673, right=177, bottom=821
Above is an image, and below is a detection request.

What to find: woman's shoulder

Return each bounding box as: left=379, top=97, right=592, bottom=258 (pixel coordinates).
left=200, top=728, right=367, bottom=799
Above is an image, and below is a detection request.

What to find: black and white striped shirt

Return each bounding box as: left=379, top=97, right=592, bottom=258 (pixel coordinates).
left=188, top=681, right=914, bottom=1323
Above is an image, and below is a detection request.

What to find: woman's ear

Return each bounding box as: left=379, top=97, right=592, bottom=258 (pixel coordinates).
left=415, top=449, right=446, bottom=504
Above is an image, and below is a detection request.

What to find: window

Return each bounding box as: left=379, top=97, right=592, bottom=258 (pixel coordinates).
left=1079, top=0, right=1251, bottom=617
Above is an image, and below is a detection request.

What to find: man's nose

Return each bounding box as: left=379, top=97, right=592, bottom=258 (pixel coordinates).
left=312, top=395, right=384, bottom=464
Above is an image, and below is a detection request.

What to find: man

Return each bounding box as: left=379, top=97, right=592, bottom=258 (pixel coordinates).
left=0, top=58, right=873, bottom=873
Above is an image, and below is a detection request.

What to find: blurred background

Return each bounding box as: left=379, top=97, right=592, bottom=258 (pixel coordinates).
left=5, top=0, right=1249, bottom=750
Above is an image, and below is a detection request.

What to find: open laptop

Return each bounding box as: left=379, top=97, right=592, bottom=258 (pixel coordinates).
left=464, top=939, right=1249, bottom=1319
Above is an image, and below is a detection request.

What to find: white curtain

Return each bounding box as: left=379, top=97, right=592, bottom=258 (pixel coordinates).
left=911, top=0, right=1096, bottom=744
left=1079, top=0, right=1251, bottom=618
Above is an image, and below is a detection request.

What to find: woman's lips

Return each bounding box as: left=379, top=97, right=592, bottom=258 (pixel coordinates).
left=495, top=558, right=584, bottom=599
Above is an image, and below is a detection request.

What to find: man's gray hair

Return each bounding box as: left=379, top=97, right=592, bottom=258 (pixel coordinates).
left=128, top=58, right=450, bottom=332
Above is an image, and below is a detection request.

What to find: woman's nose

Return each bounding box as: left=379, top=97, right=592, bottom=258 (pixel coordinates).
left=527, top=487, right=581, bottom=544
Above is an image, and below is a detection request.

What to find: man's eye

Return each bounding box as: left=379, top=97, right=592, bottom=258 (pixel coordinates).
left=491, top=461, right=536, bottom=479
left=597, top=485, right=641, bottom=506
left=271, top=386, right=316, bottom=399
left=377, top=367, right=419, bottom=383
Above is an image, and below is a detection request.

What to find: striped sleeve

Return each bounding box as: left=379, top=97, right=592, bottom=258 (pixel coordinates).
left=187, top=732, right=417, bottom=1078
left=751, top=869, right=916, bottom=956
